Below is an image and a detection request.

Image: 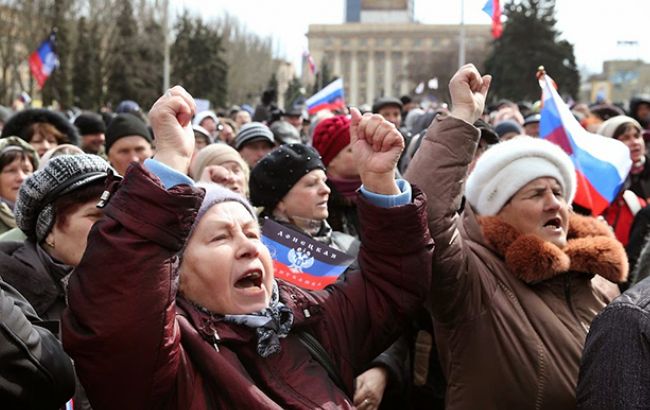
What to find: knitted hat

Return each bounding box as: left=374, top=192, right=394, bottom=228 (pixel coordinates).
left=0, top=108, right=80, bottom=146
left=105, top=113, right=152, bottom=154
left=74, top=112, right=106, bottom=135
left=249, top=144, right=325, bottom=212
left=270, top=120, right=301, bottom=145
left=494, top=120, right=523, bottom=138
left=597, top=115, right=642, bottom=139
left=465, top=136, right=576, bottom=216
left=372, top=96, right=403, bottom=113
left=312, top=115, right=351, bottom=166
left=234, top=122, right=274, bottom=150
left=0, top=136, right=39, bottom=169
left=15, top=154, right=116, bottom=242
left=190, top=143, right=250, bottom=184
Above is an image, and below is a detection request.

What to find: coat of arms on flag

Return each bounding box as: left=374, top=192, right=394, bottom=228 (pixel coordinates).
left=261, top=219, right=355, bottom=290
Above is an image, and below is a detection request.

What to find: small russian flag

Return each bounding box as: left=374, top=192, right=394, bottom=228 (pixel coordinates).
left=305, top=78, right=345, bottom=116
left=28, top=31, right=59, bottom=89
left=482, top=0, right=503, bottom=39
left=539, top=70, right=632, bottom=215
left=261, top=219, right=354, bottom=290
left=65, top=399, right=74, bottom=410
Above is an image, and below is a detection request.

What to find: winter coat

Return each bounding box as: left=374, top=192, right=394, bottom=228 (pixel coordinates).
left=405, top=114, right=627, bottom=410
left=601, top=190, right=646, bottom=247
left=577, top=275, right=650, bottom=409
left=0, top=241, right=70, bottom=323
left=0, top=277, right=75, bottom=409
left=0, top=240, right=95, bottom=410
left=62, top=163, right=433, bottom=410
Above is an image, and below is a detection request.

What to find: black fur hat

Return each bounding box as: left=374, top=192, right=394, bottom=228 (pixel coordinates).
left=0, top=108, right=80, bottom=146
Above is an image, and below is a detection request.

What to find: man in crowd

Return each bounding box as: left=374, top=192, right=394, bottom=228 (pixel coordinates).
left=234, top=122, right=275, bottom=168
left=105, top=113, right=153, bottom=176
left=74, top=112, right=107, bottom=157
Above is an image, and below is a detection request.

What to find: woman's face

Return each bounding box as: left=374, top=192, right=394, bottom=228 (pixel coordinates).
left=30, top=131, right=59, bottom=157
left=45, top=199, right=104, bottom=266
left=497, top=177, right=569, bottom=248
left=180, top=201, right=274, bottom=315
left=328, top=145, right=359, bottom=179
left=0, top=156, right=33, bottom=203
left=617, top=124, right=645, bottom=163
left=275, top=169, right=330, bottom=221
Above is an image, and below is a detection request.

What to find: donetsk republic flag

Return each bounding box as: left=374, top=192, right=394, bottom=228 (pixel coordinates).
left=261, top=219, right=355, bottom=291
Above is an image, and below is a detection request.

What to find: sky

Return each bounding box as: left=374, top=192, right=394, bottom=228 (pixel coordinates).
left=178, top=0, right=649, bottom=76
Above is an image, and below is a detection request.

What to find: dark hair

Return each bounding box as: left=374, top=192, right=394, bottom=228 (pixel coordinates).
left=0, top=149, right=37, bottom=173
left=613, top=122, right=642, bottom=140
left=52, top=180, right=105, bottom=229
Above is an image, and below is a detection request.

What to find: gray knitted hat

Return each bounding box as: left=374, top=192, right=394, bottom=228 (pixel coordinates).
left=234, top=122, right=274, bottom=150
left=15, top=154, right=116, bottom=242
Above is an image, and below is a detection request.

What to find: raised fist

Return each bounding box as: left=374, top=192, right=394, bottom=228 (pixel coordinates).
left=449, top=64, right=491, bottom=125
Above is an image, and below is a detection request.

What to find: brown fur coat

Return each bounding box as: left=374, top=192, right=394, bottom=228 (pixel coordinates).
left=478, top=213, right=628, bottom=285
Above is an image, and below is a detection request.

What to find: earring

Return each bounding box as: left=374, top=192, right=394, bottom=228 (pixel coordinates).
left=46, top=239, right=55, bottom=249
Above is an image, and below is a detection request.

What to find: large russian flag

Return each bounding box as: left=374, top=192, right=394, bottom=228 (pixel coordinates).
left=482, top=0, right=503, bottom=39
left=28, top=32, right=59, bottom=89
left=306, top=78, right=345, bottom=116
left=261, top=219, right=354, bottom=290
left=539, top=72, right=631, bottom=215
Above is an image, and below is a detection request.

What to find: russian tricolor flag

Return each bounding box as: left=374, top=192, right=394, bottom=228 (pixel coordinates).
left=306, top=78, right=345, bottom=116
left=261, top=219, right=354, bottom=290
left=28, top=32, right=59, bottom=89
left=539, top=72, right=631, bottom=215
left=482, top=0, right=503, bottom=39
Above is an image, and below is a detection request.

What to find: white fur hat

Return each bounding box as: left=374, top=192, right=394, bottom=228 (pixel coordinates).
left=465, top=136, right=576, bottom=216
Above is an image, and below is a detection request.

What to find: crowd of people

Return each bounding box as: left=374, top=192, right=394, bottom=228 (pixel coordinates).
left=1, top=63, right=650, bottom=409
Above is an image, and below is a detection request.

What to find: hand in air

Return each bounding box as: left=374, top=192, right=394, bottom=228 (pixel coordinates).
left=350, top=108, right=404, bottom=195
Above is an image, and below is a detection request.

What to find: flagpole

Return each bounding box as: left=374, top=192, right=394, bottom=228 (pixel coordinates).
left=162, top=0, right=170, bottom=93
left=458, top=0, right=466, bottom=68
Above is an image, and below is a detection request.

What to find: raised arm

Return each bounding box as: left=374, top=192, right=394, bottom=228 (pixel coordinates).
left=303, top=108, right=432, bottom=397
left=404, top=64, right=491, bottom=323
left=62, top=87, right=203, bottom=409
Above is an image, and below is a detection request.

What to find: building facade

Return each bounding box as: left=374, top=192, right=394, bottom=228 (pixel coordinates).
left=305, top=22, right=492, bottom=106
left=582, top=60, right=650, bottom=106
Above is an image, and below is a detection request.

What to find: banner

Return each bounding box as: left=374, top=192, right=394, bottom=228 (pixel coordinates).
left=261, top=219, right=355, bottom=290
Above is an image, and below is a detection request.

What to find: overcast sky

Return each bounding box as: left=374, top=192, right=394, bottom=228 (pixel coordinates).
left=179, top=0, right=649, bottom=76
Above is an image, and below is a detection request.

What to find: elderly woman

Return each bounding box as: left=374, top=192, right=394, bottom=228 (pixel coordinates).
left=249, top=143, right=358, bottom=255
left=404, top=65, right=627, bottom=409
left=0, top=137, right=38, bottom=234
left=190, top=143, right=249, bottom=196
left=62, top=87, right=432, bottom=409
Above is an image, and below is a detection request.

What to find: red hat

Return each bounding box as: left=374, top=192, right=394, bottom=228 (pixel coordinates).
left=312, top=115, right=350, bottom=167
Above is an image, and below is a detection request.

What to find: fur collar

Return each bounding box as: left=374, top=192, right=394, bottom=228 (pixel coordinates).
left=478, top=213, right=628, bottom=284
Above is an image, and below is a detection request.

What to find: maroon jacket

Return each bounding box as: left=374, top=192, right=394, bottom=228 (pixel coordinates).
left=62, top=164, right=433, bottom=410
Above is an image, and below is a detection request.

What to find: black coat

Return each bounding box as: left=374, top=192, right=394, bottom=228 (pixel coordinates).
left=577, top=276, right=650, bottom=409
left=0, top=277, right=75, bottom=409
